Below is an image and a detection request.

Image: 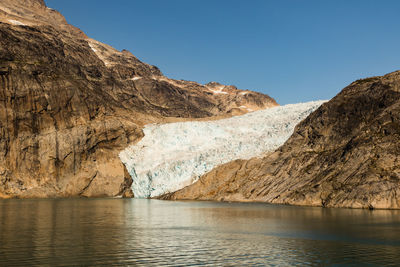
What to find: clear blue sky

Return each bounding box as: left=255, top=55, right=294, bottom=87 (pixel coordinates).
left=45, top=0, right=400, bottom=104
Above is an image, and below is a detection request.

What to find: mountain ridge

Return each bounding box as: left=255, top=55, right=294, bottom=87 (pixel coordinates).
left=0, top=0, right=277, bottom=198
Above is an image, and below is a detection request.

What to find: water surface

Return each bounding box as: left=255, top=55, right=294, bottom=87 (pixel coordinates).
left=1, top=199, right=399, bottom=266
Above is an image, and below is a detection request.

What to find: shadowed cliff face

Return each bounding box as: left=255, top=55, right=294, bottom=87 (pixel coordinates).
left=0, top=0, right=277, bottom=198
left=161, top=71, right=400, bottom=209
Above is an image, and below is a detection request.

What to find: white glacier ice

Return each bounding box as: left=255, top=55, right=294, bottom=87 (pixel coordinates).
left=119, top=100, right=326, bottom=198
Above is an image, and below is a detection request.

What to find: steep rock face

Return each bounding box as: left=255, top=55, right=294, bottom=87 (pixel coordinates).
left=162, top=71, right=400, bottom=209
left=0, top=0, right=277, bottom=198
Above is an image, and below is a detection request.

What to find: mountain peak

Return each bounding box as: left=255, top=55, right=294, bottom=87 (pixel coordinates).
left=206, top=81, right=223, bottom=87
left=0, top=0, right=278, bottom=199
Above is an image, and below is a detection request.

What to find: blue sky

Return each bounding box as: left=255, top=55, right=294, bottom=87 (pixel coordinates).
left=45, top=0, right=400, bottom=104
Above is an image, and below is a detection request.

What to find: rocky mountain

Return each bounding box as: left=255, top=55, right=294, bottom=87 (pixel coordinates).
left=0, top=0, right=277, bottom=198
left=161, top=71, right=400, bottom=209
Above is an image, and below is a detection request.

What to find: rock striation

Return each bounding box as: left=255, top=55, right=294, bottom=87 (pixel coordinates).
left=161, top=71, right=400, bottom=209
left=0, top=0, right=277, bottom=198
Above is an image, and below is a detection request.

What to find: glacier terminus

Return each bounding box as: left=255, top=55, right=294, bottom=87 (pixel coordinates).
left=119, top=101, right=326, bottom=198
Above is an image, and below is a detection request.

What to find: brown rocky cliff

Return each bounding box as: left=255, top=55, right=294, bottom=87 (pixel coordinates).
left=161, top=71, right=400, bottom=209
left=0, top=0, right=277, bottom=198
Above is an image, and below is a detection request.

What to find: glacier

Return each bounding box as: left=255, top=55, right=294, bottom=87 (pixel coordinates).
left=119, top=100, right=326, bottom=198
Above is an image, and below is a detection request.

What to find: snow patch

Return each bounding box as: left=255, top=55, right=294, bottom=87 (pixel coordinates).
left=240, top=91, right=249, bottom=95
left=130, top=77, right=142, bottom=81
left=208, top=85, right=228, bottom=94
left=154, top=77, right=190, bottom=88
left=239, top=105, right=253, bottom=112
left=120, top=100, right=326, bottom=198
left=8, top=19, right=25, bottom=26
left=88, top=40, right=112, bottom=66
left=88, top=43, right=97, bottom=52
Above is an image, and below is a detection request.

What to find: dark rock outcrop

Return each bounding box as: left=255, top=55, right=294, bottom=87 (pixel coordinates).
left=161, top=71, right=400, bottom=209
left=0, top=0, right=277, bottom=198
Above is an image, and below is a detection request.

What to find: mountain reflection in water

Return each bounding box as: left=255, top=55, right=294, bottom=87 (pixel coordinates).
left=1, top=199, right=400, bottom=266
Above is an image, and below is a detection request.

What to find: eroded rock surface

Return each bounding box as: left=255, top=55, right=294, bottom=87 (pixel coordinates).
left=161, top=71, right=400, bottom=209
left=0, top=0, right=277, bottom=198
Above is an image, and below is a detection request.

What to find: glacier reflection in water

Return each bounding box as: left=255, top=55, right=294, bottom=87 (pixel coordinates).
left=120, top=101, right=326, bottom=198
left=1, top=199, right=400, bottom=266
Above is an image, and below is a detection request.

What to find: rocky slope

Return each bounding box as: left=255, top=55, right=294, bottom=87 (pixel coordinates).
left=161, top=71, right=400, bottom=209
left=0, top=0, right=277, bottom=198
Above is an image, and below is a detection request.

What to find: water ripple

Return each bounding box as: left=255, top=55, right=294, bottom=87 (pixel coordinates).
left=1, top=199, right=400, bottom=266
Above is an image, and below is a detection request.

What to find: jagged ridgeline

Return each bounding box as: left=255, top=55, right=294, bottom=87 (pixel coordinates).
left=0, top=0, right=277, bottom=198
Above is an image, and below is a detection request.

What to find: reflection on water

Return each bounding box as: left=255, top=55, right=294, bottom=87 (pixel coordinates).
left=1, top=199, right=400, bottom=266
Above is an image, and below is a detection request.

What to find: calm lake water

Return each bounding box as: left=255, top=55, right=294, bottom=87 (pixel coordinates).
left=0, top=199, right=400, bottom=266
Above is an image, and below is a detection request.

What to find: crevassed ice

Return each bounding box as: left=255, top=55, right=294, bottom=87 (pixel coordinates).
left=119, top=100, right=326, bottom=198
